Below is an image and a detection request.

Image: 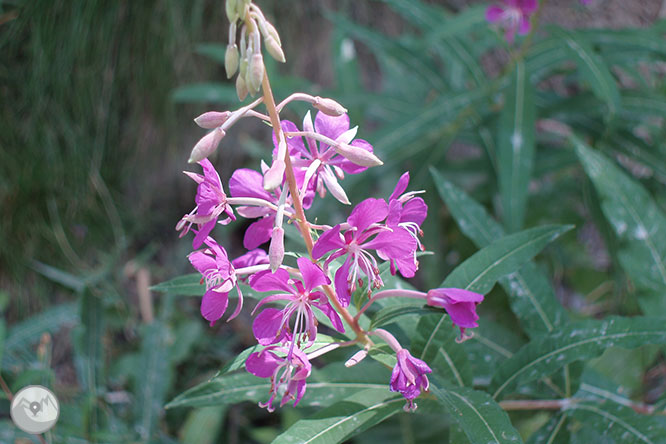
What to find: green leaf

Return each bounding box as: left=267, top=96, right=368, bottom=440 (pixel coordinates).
left=431, top=170, right=569, bottom=337
left=171, top=83, right=239, bottom=104
left=555, top=28, right=621, bottom=120
left=2, top=302, right=78, bottom=370
left=369, top=304, right=441, bottom=330
left=497, top=60, right=536, bottom=232
left=271, top=389, right=404, bottom=444
left=429, top=377, right=524, bottom=444
left=150, top=273, right=204, bottom=296
left=411, top=314, right=472, bottom=387
left=526, top=414, right=569, bottom=444
left=31, top=260, right=86, bottom=292
left=490, top=316, right=666, bottom=400
left=573, top=136, right=666, bottom=314
left=566, top=402, right=666, bottom=444
left=179, top=406, right=226, bottom=444
left=441, top=224, right=573, bottom=292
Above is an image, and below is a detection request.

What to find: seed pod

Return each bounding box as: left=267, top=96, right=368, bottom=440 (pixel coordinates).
left=224, top=44, right=239, bottom=79
left=248, top=53, right=265, bottom=93
left=313, top=97, right=347, bottom=116
left=194, top=111, right=231, bottom=129
left=225, top=0, right=238, bottom=22
left=264, top=36, right=285, bottom=63
left=188, top=128, right=225, bottom=163
left=236, top=75, right=248, bottom=101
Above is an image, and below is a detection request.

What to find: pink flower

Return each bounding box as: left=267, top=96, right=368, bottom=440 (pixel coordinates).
left=188, top=238, right=243, bottom=325
left=313, top=198, right=416, bottom=306
left=231, top=248, right=269, bottom=270
left=278, top=111, right=375, bottom=205
left=246, top=345, right=311, bottom=412
left=178, top=159, right=236, bottom=248
left=390, top=349, right=432, bottom=412
left=378, top=172, right=428, bottom=278
left=426, top=288, right=484, bottom=341
left=249, top=257, right=344, bottom=347
left=486, top=0, right=538, bottom=43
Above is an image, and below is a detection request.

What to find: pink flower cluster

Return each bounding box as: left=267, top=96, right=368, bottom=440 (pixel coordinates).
left=178, top=106, right=484, bottom=411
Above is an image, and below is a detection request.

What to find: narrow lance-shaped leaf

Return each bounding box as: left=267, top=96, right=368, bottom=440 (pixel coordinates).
left=429, top=377, right=524, bottom=444
left=418, top=224, right=572, bottom=362
left=526, top=414, right=569, bottom=444
left=573, top=136, right=666, bottom=315
left=431, top=169, right=569, bottom=337
left=490, top=316, right=666, bottom=400
left=271, top=389, right=404, bottom=444
left=497, top=60, right=536, bottom=233
left=555, top=28, right=621, bottom=121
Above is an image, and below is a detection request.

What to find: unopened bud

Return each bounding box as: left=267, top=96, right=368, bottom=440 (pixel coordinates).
left=263, top=159, right=285, bottom=191
left=314, top=97, right=347, bottom=116
left=345, top=349, right=368, bottom=367
left=264, top=21, right=281, bottom=46
left=225, top=0, right=238, bottom=22
left=194, top=111, right=231, bottom=129
left=269, top=227, right=285, bottom=272
left=248, top=53, right=265, bottom=93
left=188, top=128, right=225, bottom=163
left=264, top=36, right=285, bottom=63
left=334, top=143, right=383, bottom=167
left=236, top=75, right=248, bottom=101
left=225, top=44, right=239, bottom=79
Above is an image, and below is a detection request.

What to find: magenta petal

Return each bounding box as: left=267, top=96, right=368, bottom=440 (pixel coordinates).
left=253, top=307, right=287, bottom=345
left=297, top=257, right=330, bottom=291
left=312, top=225, right=345, bottom=260
left=201, top=288, right=229, bottom=326
left=229, top=168, right=273, bottom=201
left=441, top=288, right=484, bottom=303
left=386, top=199, right=402, bottom=227
left=347, top=198, right=389, bottom=232
left=394, top=255, right=417, bottom=279
left=188, top=251, right=216, bottom=274
left=366, top=228, right=416, bottom=259
left=250, top=268, right=294, bottom=294
left=485, top=5, right=504, bottom=23
left=401, top=198, right=428, bottom=226
left=315, top=299, right=345, bottom=333
left=518, top=16, right=531, bottom=35
left=246, top=349, right=281, bottom=378
left=334, top=256, right=353, bottom=307
left=520, top=0, right=538, bottom=14
left=232, top=248, right=269, bottom=269
left=273, top=120, right=308, bottom=157
left=314, top=111, right=350, bottom=141
left=192, top=219, right=216, bottom=249
left=243, top=217, right=274, bottom=250
left=390, top=172, right=410, bottom=201
left=444, top=301, right=479, bottom=328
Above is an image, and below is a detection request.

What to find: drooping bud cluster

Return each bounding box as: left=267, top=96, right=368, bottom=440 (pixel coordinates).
left=175, top=0, right=485, bottom=413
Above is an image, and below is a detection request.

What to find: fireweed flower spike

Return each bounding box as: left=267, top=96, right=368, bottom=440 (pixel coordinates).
left=249, top=257, right=345, bottom=347
left=312, top=198, right=416, bottom=306
left=246, top=345, right=311, bottom=412
left=485, top=0, right=538, bottom=43
left=177, top=159, right=236, bottom=248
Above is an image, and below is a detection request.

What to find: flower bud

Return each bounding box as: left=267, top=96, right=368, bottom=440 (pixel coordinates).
left=314, top=97, right=347, bottom=116
left=344, top=349, right=368, bottom=367
left=264, top=21, right=282, bottom=46
left=334, top=143, right=383, bottom=167
left=188, top=128, right=225, bottom=163
left=194, top=111, right=231, bottom=129
left=264, top=36, right=285, bottom=63
left=236, top=75, right=248, bottom=101
left=225, top=44, right=239, bottom=79
left=269, top=227, right=285, bottom=272
left=263, top=159, right=285, bottom=191
left=248, top=53, right=265, bottom=93
left=225, top=0, right=238, bottom=22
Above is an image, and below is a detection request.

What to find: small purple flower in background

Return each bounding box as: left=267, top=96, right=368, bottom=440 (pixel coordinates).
left=390, top=349, right=432, bottom=412
left=246, top=345, right=312, bottom=412
left=249, top=257, right=344, bottom=347
left=486, top=0, right=538, bottom=43
left=427, top=288, right=484, bottom=341
left=279, top=111, right=375, bottom=205
left=378, top=172, right=428, bottom=278
left=188, top=238, right=242, bottom=325
left=313, top=198, right=416, bottom=307
left=177, top=159, right=236, bottom=248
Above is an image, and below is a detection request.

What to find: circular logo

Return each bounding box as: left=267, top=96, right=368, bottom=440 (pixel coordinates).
left=10, top=385, right=60, bottom=434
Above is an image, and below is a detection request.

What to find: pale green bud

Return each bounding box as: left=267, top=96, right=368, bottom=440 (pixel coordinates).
left=225, top=0, right=238, bottom=23
left=248, top=53, right=265, bottom=93
left=236, top=75, right=248, bottom=101
left=225, top=44, right=239, bottom=79
left=264, top=36, right=285, bottom=63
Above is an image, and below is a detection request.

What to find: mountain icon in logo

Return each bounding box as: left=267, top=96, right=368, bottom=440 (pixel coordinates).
left=10, top=385, right=59, bottom=434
